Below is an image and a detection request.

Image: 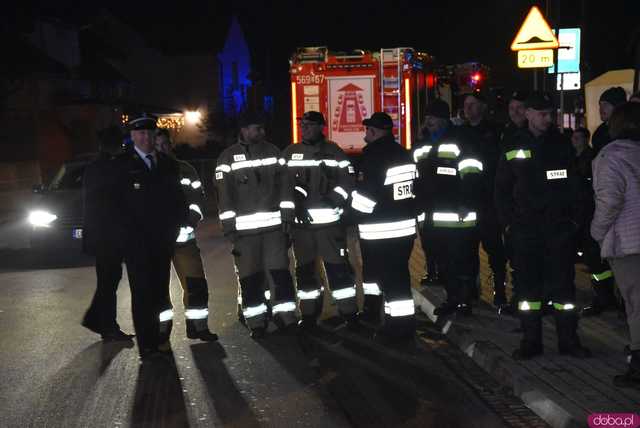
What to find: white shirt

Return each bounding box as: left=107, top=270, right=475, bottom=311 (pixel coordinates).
left=133, top=145, right=156, bottom=170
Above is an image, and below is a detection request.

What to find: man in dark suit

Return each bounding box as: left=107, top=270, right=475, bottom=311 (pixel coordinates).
left=114, top=113, right=188, bottom=361
left=82, top=128, right=134, bottom=341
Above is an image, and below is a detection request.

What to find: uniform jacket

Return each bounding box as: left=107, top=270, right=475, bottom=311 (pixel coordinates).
left=591, top=139, right=640, bottom=258
left=176, top=159, right=205, bottom=244
left=462, top=120, right=502, bottom=206
left=82, top=151, right=122, bottom=255
left=215, top=140, right=290, bottom=236
left=112, top=148, right=188, bottom=253
left=413, top=125, right=484, bottom=228
left=592, top=122, right=611, bottom=156
left=282, top=137, right=354, bottom=227
left=351, top=135, right=417, bottom=240
left=495, top=128, right=581, bottom=229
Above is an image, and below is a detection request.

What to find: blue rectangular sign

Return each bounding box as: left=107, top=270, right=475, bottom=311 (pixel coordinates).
left=548, top=28, right=581, bottom=74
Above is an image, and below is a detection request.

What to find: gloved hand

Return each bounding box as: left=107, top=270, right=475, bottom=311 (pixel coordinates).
left=295, top=205, right=313, bottom=225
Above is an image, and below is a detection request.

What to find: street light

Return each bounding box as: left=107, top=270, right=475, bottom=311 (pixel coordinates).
left=185, top=110, right=202, bottom=125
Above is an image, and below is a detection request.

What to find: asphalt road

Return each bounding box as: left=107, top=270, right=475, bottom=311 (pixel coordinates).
left=0, top=219, right=548, bottom=428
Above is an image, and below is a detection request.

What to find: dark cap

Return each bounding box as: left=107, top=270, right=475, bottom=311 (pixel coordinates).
left=510, top=90, right=529, bottom=102
left=463, top=89, right=487, bottom=103
left=298, top=111, right=326, bottom=125
left=599, top=86, right=627, bottom=107
left=424, top=99, right=450, bottom=120
left=238, top=110, right=267, bottom=128
left=128, top=112, right=157, bottom=131
left=525, top=92, right=554, bottom=110
left=362, top=112, right=394, bottom=130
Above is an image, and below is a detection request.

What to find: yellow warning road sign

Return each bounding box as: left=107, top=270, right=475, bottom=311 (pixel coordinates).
left=517, top=49, right=554, bottom=68
left=511, top=6, right=559, bottom=51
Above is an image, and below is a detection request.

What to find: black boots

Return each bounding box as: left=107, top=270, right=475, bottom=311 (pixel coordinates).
left=512, top=312, right=544, bottom=360
left=186, top=319, right=219, bottom=342
left=614, top=350, right=640, bottom=389
left=555, top=311, right=592, bottom=358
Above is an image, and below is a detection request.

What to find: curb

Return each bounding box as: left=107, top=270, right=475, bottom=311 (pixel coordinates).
left=412, top=286, right=587, bottom=428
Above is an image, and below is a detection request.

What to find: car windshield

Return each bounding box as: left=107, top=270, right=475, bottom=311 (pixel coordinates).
left=48, top=163, right=87, bottom=190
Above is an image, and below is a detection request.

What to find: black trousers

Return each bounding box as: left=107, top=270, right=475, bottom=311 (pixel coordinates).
left=125, top=243, right=172, bottom=353
left=512, top=222, right=576, bottom=306
left=83, top=246, right=123, bottom=333
left=473, top=207, right=507, bottom=291
left=361, top=235, right=415, bottom=332
left=419, top=222, right=441, bottom=279
left=425, top=224, right=478, bottom=304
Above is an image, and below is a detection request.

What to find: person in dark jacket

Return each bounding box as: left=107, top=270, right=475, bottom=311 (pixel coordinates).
left=498, top=90, right=529, bottom=315
left=571, top=127, right=618, bottom=317
left=414, top=99, right=484, bottom=317
left=155, top=129, right=218, bottom=342
left=282, top=111, right=357, bottom=330
left=351, top=112, right=419, bottom=342
left=81, top=129, right=134, bottom=342
left=592, top=87, right=627, bottom=155
left=462, top=91, right=507, bottom=309
left=495, top=92, right=591, bottom=360
left=113, top=112, right=188, bottom=361
left=215, top=111, right=298, bottom=338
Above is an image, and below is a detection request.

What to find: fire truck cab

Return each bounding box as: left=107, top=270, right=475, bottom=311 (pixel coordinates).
left=289, top=46, right=437, bottom=154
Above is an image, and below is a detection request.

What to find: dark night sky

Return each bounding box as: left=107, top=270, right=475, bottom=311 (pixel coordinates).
left=10, top=1, right=640, bottom=93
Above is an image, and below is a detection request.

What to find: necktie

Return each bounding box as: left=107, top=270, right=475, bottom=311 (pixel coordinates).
left=146, top=154, right=156, bottom=170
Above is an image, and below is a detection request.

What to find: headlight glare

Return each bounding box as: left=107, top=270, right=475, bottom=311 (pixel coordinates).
left=28, top=210, right=58, bottom=227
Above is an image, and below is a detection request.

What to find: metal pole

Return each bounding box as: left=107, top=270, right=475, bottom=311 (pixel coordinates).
left=534, top=69, right=539, bottom=91
left=559, top=73, right=565, bottom=132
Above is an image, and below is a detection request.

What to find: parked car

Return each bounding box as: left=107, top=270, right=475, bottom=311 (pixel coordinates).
left=28, top=155, right=97, bottom=253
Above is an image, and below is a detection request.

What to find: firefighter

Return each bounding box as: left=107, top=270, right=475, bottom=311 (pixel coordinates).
left=414, top=116, right=445, bottom=287
left=215, top=111, right=298, bottom=338
left=462, top=91, right=507, bottom=309
left=282, top=111, right=357, bottom=329
left=570, top=127, right=618, bottom=317
left=495, top=92, right=591, bottom=360
left=155, top=129, right=218, bottom=342
left=351, top=112, right=418, bottom=342
left=113, top=112, right=188, bottom=361
left=414, top=99, right=484, bottom=317
left=498, top=90, right=529, bottom=315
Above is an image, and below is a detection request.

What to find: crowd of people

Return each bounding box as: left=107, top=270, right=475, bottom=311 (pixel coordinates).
left=80, top=87, right=640, bottom=389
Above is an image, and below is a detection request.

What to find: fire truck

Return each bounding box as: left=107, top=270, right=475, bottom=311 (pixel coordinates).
left=289, top=46, right=439, bottom=154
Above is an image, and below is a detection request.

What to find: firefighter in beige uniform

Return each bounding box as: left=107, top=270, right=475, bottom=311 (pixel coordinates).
left=155, top=128, right=218, bottom=342
left=215, top=112, right=298, bottom=338
left=282, top=111, right=357, bottom=328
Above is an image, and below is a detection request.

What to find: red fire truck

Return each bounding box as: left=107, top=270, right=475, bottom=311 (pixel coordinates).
left=289, top=46, right=438, bottom=154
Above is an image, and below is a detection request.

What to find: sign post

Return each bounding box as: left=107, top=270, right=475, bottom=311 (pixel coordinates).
left=511, top=6, right=559, bottom=91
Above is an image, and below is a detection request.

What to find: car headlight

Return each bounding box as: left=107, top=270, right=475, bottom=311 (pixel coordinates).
left=28, top=210, right=58, bottom=227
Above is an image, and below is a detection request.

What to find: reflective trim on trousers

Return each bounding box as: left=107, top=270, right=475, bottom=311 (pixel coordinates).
left=280, top=201, right=295, bottom=209
left=332, top=286, right=356, bottom=300
left=518, top=301, right=542, bottom=311
left=384, top=299, right=415, bottom=317
left=272, top=301, right=297, bottom=314
left=219, top=210, right=236, bottom=220
left=553, top=302, right=576, bottom=311
left=363, top=282, right=382, bottom=296
left=185, top=308, right=209, bottom=320
left=298, top=288, right=322, bottom=300
left=159, top=309, right=174, bottom=322
left=243, top=303, right=268, bottom=319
